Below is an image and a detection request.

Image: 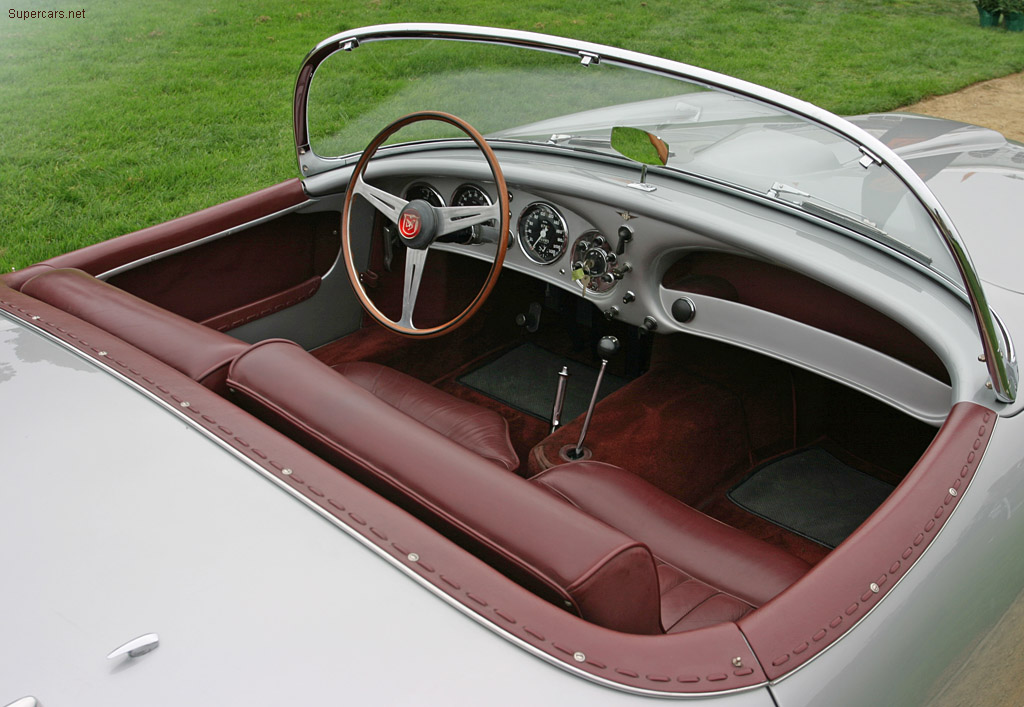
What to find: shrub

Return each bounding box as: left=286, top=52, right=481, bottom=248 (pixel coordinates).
left=975, top=0, right=1001, bottom=10
left=1000, top=0, right=1024, bottom=12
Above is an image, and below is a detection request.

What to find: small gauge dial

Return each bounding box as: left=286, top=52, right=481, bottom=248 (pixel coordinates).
left=404, top=182, right=444, bottom=207
left=518, top=202, right=568, bottom=264
left=451, top=183, right=491, bottom=208
left=443, top=183, right=493, bottom=244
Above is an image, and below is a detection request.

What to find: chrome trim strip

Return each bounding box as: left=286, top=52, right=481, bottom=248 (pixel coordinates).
left=293, top=22, right=1017, bottom=403
left=96, top=200, right=312, bottom=280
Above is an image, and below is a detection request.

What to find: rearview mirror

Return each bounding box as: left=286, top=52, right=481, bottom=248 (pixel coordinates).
left=610, top=127, right=669, bottom=192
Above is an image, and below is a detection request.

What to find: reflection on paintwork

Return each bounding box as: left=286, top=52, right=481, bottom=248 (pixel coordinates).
left=0, top=316, right=99, bottom=382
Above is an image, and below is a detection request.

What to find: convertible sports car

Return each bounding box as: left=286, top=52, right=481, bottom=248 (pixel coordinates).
left=4, top=23, right=1024, bottom=706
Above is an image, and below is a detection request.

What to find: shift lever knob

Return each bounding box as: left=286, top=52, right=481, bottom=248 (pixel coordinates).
left=597, top=335, right=620, bottom=359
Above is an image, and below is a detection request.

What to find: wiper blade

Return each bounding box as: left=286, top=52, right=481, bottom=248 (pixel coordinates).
left=767, top=182, right=933, bottom=266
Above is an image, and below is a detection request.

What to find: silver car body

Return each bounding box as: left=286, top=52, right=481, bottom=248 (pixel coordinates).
left=4, top=23, right=1024, bottom=707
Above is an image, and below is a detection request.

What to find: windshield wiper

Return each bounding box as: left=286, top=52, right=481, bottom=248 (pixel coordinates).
left=767, top=182, right=932, bottom=266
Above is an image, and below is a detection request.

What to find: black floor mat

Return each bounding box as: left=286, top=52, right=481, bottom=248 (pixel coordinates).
left=728, top=447, right=895, bottom=548
left=457, top=343, right=629, bottom=422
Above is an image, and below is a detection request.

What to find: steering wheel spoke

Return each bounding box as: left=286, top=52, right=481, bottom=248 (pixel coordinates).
left=435, top=203, right=501, bottom=236
left=353, top=175, right=408, bottom=224
left=398, top=247, right=429, bottom=329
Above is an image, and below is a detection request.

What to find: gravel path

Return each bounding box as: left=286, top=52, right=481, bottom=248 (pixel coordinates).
left=901, top=71, right=1024, bottom=143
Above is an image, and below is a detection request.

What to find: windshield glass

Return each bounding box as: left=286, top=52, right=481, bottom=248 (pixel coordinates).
left=306, top=33, right=959, bottom=282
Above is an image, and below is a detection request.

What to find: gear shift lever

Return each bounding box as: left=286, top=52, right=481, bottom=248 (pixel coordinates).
left=564, top=335, right=619, bottom=461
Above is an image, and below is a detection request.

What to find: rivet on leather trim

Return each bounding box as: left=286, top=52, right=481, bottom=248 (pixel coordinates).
left=407, top=553, right=419, bottom=562
left=573, top=652, right=586, bottom=663
left=281, top=468, right=293, bottom=475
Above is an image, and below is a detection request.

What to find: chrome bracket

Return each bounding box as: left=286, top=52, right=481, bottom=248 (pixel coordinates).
left=858, top=148, right=882, bottom=169
left=579, top=51, right=600, bottom=66
left=340, top=37, right=359, bottom=52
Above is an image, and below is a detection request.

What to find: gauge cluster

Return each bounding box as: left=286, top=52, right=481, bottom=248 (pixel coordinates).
left=399, top=178, right=627, bottom=298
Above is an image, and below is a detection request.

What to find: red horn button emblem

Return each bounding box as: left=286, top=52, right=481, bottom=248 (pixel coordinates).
left=399, top=210, right=422, bottom=239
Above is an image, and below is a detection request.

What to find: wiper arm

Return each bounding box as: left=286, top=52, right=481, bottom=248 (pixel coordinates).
left=767, top=182, right=933, bottom=266
left=548, top=133, right=612, bottom=149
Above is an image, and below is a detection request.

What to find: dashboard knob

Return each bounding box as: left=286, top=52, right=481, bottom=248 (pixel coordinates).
left=671, top=297, right=696, bottom=323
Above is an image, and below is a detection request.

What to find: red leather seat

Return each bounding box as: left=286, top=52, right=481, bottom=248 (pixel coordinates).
left=228, top=339, right=809, bottom=634
left=334, top=361, right=518, bottom=470
left=531, top=461, right=811, bottom=633
left=228, top=339, right=661, bottom=634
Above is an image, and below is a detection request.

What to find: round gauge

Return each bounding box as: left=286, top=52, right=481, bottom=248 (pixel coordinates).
left=517, top=202, right=568, bottom=265
left=451, top=183, right=491, bottom=208
left=404, top=182, right=444, bottom=207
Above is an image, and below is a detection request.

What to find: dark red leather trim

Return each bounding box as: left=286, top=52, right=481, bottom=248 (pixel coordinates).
left=20, top=268, right=248, bottom=389
left=23, top=179, right=307, bottom=276
left=228, top=340, right=662, bottom=635
left=0, top=282, right=768, bottom=694
left=739, top=401, right=993, bottom=678
left=2, top=263, right=55, bottom=291
left=202, top=276, right=322, bottom=332
left=532, top=462, right=810, bottom=608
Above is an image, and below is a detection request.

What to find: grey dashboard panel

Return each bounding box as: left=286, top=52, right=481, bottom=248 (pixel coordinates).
left=309, top=147, right=990, bottom=418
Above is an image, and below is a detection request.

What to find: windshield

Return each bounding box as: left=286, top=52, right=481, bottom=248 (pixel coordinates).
left=303, top=30, right=959, bottom=285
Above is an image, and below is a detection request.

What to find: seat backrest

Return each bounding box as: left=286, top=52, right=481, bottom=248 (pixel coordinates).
left=21, top=268, right=249, bottom=390
left=227, top=339, right=663, bottom=635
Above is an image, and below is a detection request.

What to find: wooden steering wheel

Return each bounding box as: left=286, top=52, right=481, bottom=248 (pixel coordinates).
left=341, top=112, right=510, bottom=337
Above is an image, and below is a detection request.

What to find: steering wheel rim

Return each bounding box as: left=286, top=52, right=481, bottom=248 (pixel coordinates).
left=341, top=111, right=510, bottom=338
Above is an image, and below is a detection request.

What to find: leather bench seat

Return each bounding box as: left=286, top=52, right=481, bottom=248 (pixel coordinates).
left=531, top=462, right=811, bottom=633
left=334, top=361, right=518, bottom=471
left=228, top=339, right=662, bottom=634
left=228, top=339, right=810, bottom=634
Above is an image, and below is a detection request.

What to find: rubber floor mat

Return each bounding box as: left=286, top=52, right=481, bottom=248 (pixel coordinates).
left=457, top=343, right=629, bottom=422
left=728, top=447, right=894, bottom=548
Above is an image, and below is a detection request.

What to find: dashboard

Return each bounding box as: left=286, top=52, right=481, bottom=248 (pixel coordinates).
left=328, top=147, right=977, bottom=424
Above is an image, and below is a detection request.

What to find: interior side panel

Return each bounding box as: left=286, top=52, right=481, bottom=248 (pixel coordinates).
left=107, top=211, right=341, bottom=323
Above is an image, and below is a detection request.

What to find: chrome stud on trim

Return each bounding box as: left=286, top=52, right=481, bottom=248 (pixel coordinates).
left=732, top=657, right=744, bottom=667
left=573, top=651, right=586, bottom=662
left=408, top=553, right=420, bottom=562
left=97, top=351, right=107, bottom=357
left=282, top=468, right=293, bottom=476
left=180, top=401, right=191, bottom=408
left=950, top=488, right=958, bottom=497
left=870, top=583, right=880, bottom=593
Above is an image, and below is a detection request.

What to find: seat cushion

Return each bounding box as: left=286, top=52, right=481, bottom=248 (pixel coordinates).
left=227, top=340, right=662, bottom=634
left=532, top=461, right=811, bottom=633
left=335, top=361, right=518, bottom=471
left=21, top=268, right=249, bottom=389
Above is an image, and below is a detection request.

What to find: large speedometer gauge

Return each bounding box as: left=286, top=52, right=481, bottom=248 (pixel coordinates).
left=517, top=202, right=568, bottom=265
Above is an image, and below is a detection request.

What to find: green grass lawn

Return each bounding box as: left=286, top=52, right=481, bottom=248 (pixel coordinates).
left=2, top=0, right=1022, bottom=270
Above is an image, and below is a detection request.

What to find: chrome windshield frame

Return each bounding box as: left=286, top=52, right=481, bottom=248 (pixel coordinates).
left=293, top=23, right=1017, bottom=404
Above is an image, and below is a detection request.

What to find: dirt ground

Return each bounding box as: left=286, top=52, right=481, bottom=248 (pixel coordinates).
left=901, top=71, right=1024, bottom=143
